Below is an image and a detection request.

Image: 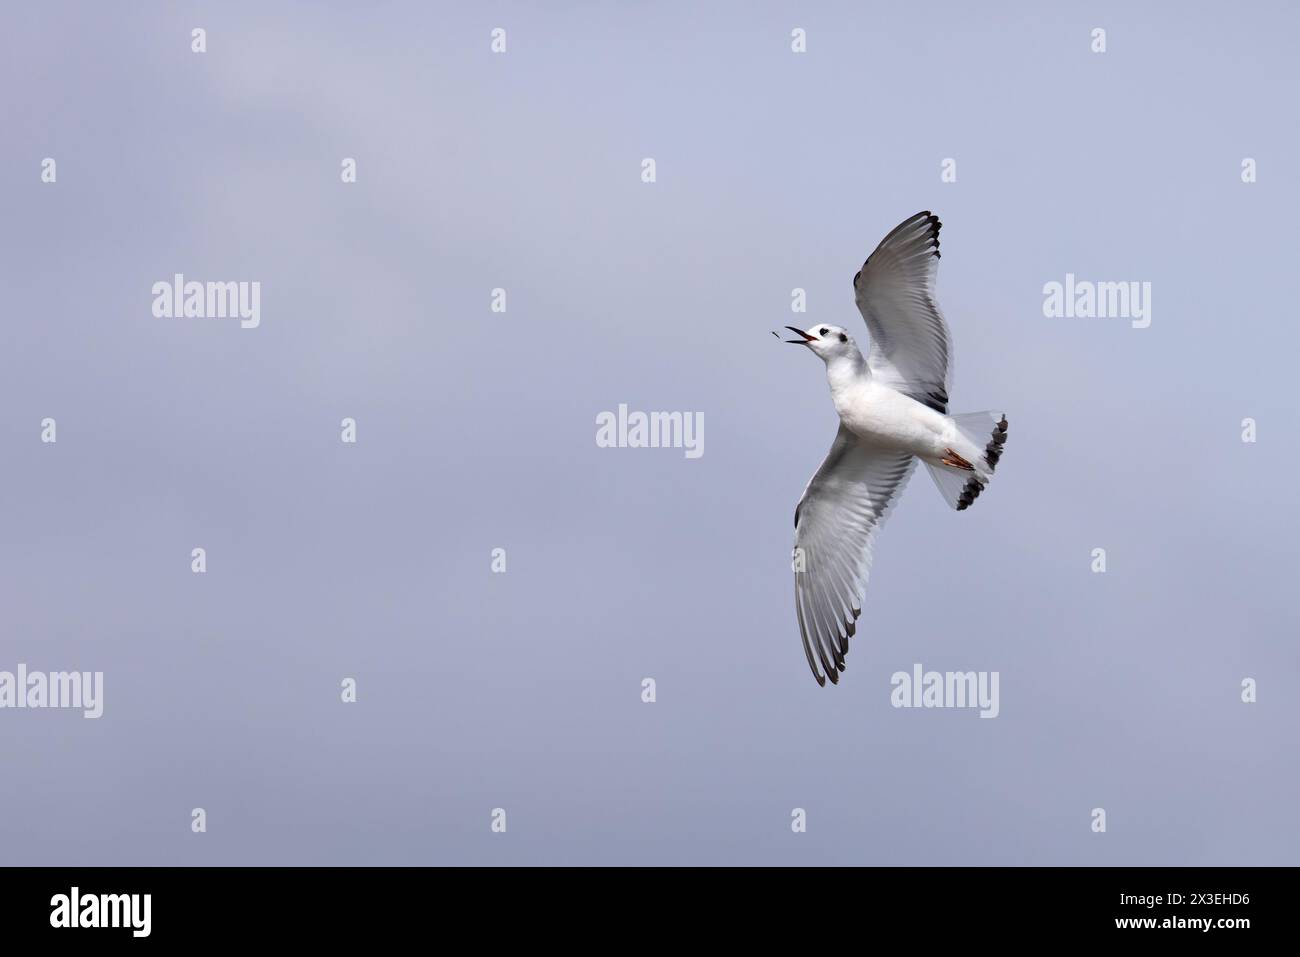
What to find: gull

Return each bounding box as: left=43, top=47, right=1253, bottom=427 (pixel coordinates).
left=781, top=211, right=1008, bottom=686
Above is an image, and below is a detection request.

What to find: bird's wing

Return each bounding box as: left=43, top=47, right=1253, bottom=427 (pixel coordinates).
left=793, top=425, right=915, bottom=686
left=853, top=210, right=953, bottom=413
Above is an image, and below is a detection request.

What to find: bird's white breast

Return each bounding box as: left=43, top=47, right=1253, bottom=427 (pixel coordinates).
left=831, top=378, right=948, bottom=455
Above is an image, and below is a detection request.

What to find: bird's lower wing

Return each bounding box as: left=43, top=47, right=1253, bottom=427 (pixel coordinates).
left=793, top=426, right=915, bottom=686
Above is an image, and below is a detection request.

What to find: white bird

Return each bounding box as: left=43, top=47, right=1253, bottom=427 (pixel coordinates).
left=783, top=211, right=1008, bottom=686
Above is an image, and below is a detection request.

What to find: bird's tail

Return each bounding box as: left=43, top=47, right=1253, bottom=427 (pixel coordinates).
left=924, top=411, right=1008, bottom=511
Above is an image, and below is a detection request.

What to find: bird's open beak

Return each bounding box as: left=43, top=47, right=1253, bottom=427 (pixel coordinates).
left=783, top=326, right=817, bottom=344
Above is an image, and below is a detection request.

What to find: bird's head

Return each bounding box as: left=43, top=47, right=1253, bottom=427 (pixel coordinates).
left=780, top=324, right=858, bottom=361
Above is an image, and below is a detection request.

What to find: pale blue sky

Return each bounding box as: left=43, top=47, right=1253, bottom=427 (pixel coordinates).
left=1, top=1, right=1296, bottom=865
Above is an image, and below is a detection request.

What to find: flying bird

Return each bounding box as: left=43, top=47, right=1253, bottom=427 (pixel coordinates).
left=784, top=211, right=1008, bottom=686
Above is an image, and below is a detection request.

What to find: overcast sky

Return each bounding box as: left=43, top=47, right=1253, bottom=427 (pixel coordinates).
left=1, top=1, right=1296, bottom=865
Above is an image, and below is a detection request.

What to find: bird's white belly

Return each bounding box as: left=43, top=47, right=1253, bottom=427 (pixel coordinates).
left=833, top=381, right=948, bottom=456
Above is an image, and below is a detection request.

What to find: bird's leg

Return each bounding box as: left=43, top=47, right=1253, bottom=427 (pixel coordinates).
left=941, top=448, right=975, bottom=470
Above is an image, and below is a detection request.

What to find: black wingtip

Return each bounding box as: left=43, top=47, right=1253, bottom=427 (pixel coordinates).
left=983, top=415, right=1009, bottom=471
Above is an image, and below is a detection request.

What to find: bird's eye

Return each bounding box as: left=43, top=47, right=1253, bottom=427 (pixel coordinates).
left=819, top=328, right=829, bottom=336
left=839, top=333, right=848, bottom=342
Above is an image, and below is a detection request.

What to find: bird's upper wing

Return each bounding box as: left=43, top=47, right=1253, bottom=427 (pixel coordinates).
left=853, top=211, right=952, bottom=413
left=793, top=425, right=915, bottom=686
